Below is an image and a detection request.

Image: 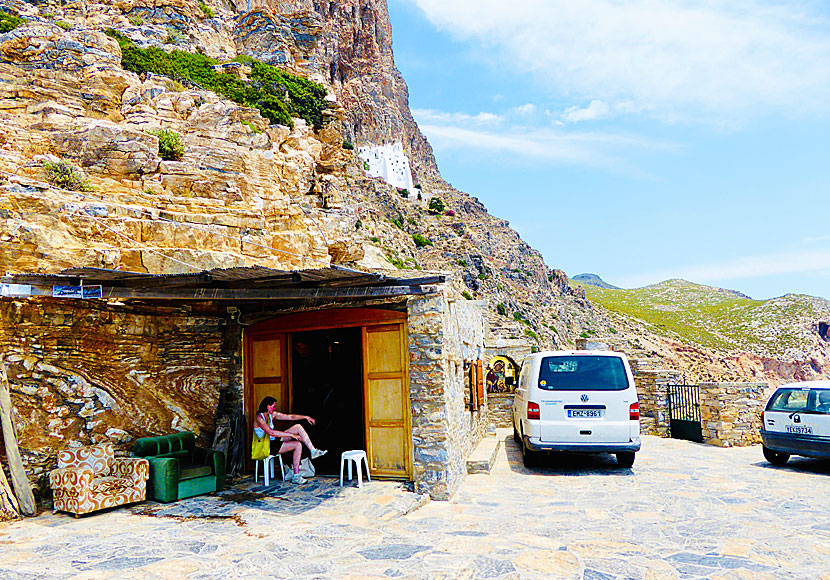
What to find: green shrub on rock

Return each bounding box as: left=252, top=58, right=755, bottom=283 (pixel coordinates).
left=43, top=160, right=92, bottom=191
left=149, top=128, right=184, bottom=161
left=0, top=11, right=23, bottom=33
left=412, top=233, right=432, bottom=248
left=428, top=197, right=445, bottom=214
left=198, top=2, right=214, bottom=18
left=105, top=29, right=328, bottom=130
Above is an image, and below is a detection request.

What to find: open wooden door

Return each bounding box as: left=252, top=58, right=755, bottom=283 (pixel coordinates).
left=363, top=323, right=412, bottom=479
left=245, top=333, right=289, bottom=418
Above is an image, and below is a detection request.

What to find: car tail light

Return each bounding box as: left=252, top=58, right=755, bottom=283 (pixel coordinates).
left=527, top=402, right=540, bottom=420
left=760, top=410, right=765, bottom=423
left=629, top=402, right=640, bottom=421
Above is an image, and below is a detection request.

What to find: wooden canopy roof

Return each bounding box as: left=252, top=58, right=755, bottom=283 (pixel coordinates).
left=1, top=266, right=445, bottom=303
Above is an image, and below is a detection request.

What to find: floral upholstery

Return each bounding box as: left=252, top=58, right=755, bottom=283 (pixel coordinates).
left=49, top=443, right=149, bottom=516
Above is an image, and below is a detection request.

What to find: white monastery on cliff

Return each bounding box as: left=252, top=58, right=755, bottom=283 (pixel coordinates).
left=358, top=142, right=415, bottom=192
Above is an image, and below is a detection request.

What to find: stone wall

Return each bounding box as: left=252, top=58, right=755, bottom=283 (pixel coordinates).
left=629, top=359, right=679, bottom=437
left=488, top=394, right=514, bottom=428
left=631, top=358, right=766, bottom=446
left=699, top=382, right=767, bottom=447
left=0, top=297, right=234, bottom=492
left=407, top=290, right=487, bottom=500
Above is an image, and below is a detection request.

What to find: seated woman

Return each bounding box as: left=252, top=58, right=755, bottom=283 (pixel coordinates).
left=254, top=396, right=327, bottom=484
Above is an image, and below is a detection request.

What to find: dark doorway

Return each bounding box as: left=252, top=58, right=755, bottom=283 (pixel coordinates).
left=290, top=327, right=364, bottom=475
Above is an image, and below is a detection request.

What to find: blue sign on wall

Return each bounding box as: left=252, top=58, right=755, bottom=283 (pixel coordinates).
left=53, top=285, right=103, bottom=299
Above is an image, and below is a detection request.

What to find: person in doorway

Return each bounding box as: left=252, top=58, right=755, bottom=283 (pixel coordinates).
left=254, top=396, right=327, bottom=484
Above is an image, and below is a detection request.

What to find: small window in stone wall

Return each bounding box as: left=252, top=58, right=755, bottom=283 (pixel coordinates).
left=466, top=360, right=485, bottom=410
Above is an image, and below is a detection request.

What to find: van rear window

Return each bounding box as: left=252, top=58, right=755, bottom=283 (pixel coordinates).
left=538, top=356, right=629, bottom=391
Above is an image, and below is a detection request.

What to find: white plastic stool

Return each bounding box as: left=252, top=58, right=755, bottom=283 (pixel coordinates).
left=340, top=450, right=371, bottom=488
left=255, top=454, right=284, bottom=486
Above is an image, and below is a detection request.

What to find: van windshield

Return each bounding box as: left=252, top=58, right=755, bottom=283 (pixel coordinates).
left=768, top=388, right=830, bottom=414
left=538, top=356, right=629, bottom=391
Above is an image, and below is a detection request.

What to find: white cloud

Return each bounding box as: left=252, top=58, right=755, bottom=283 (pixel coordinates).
left=620, top=250, right=830, bottom=289
left=414, top=115, right=668, bottom=176
left=408, top=0, right=830, bottom=122
left=510, top=103, right=537, bottom=116
left=563, top=100, right=611, bottom=122
left=412, top=108, right=504, bottom=125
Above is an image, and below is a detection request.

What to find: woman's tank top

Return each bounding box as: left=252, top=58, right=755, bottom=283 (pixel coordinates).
left=253, top=413, right=275, bottom=440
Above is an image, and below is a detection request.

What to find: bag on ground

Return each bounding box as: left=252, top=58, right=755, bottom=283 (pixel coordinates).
left=283, top=457, right=315, bottom=478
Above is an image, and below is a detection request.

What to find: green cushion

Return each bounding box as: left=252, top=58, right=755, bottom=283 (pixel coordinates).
left=156, top=450, right=191, bottom=462
left=178, top=475, right=217, bottom=500
left=180, top=465, right=213, bottom=480
left=133, top=432, right=196, bottom=457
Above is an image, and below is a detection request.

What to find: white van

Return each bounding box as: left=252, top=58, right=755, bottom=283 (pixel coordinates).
left=761, top=380, right=830, bottom=465
left=512, top=350, right=641, bottom=468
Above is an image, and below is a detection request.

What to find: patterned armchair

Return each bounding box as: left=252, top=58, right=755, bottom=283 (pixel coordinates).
left=49, top=442, right=149, bottom=516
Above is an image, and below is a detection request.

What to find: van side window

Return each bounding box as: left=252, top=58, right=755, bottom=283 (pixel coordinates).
left=518, top=360, right=529, bottom=389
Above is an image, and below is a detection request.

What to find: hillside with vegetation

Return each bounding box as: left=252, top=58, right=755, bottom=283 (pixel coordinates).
left=575, top=279, right=830, bottom=385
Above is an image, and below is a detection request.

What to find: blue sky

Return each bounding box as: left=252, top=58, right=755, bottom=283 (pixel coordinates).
left=386, top=0, right=830, bottom=300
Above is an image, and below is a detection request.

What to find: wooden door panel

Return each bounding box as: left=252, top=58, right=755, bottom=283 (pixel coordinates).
left=363, top=324, right=411, bottom=479
left=369, top=378, right=404, bottom=422
left=247, top=335, right=287, bottom=416
left=252, top=339, right=282, bottom=380
left=369, top=426, right=407, bottom=473
left=253, top=382, right=284, bottom=414
left=366, top=325, right=402, bottom=373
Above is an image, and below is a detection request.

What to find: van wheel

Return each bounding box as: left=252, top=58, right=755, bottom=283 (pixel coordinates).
left=763, top=445, right=789, bottom=466
left=616, top=452, right=635, bottom=468
left=513, top=423, right=521, bottom=443
left=522, top=441, right=539, bottom=468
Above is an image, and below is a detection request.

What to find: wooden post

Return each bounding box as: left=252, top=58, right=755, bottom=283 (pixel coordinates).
left=0, top=359, right=36, bottom=516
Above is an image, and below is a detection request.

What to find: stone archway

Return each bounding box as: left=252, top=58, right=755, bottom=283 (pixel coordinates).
left=484, top=354, right=522, bottom=428
left=485, top=354, right=520, bottom=394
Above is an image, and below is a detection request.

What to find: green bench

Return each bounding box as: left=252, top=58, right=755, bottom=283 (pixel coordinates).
left=133, top=432, right=225, bottom=503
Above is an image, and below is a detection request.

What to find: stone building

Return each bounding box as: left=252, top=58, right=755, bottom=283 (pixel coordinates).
left=0, top=266, right=488, bottom=500
left=358, top=142, right=416, bottom=192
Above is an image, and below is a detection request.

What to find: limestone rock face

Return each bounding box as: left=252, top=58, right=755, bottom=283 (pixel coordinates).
left=0, top=299, right=232, bottom=481
left=241, top=0, right=441, bottom=183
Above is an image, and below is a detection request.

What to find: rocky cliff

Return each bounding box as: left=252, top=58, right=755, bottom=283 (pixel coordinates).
left=0, top=0, right=589, bottom=352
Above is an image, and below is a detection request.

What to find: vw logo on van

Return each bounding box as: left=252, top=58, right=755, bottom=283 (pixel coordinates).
left=580, top=394, right=589, bottom=402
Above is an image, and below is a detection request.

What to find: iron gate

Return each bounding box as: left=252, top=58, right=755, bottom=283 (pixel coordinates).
left=668, top=384, right=703, bottom=442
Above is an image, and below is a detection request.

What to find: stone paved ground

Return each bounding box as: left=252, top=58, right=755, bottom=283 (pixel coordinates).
left=1, top=434, right=829, bottom=580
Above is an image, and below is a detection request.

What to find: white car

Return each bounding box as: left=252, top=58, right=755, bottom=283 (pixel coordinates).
left=512, top=350, right=641, bottom=468
left=761, top=381, right=830, bottom=466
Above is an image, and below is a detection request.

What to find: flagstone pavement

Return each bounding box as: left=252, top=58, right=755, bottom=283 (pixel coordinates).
left=1, top=433, right=830, bottom=580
